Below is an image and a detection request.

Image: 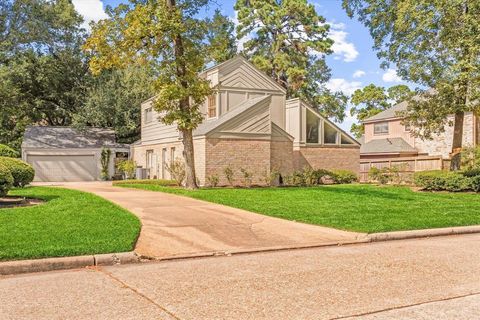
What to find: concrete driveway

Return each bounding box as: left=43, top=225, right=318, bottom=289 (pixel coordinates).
left=45, top=182, right=364, bottom=258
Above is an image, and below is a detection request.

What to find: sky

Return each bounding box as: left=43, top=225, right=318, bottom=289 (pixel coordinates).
left=72, top=0, right=409, bottom=134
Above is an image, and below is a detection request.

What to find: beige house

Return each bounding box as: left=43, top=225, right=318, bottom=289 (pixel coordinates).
left=360, top=100, right=479, bottom=179
left=132, top=56, right=359, bottom=185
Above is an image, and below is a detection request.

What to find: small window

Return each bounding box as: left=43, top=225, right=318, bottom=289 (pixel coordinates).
left=170, top=147, right=175, bottom=164
left=341, top=135, right=354, bottom=145
left=144, top=107, right=153, bottom=124
left=405, top=123, right=411, bottom=132
left=208, top=95, right=216, bottom=118
left=323, top=122, right=338, bottom=144
left=374, top=122, right=389, bottom=134
left=306, top=110, right=319, bottom=143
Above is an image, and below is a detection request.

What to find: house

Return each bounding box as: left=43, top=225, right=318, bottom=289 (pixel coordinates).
left=131, top=56, right=359, bottom=185
left=22, top=126, right=130, bottom=182
left=360, top=100, right=478, bottom=180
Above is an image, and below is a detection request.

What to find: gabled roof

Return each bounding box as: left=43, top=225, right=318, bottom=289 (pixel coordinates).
left=194, top=95, right=272, bottom=136
left=22, top=126, right=129, bottom=149
left=360, top=137, right=417, bottom=155
left=363, top=101, right=408, bottom=123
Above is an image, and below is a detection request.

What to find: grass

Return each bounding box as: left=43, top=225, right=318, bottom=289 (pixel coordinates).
left=0, top=187, right=141, bottom=261
left=117, top=183, right=480, bottom=233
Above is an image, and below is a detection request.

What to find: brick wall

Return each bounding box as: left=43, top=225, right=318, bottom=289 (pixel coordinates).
left=294, top=146, right=360, bottom=174
left=205, top=138, right=271, bottom=186
left=270, top=139, right=294, bottom=176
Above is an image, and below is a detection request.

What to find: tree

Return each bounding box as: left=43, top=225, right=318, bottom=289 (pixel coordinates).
left=344, top=0, right=480, bottom=169
left=73, top=66, right=155, bottom=143
left=85, top=0, right=229, bottom=189
left=349, top=84, right=413, bottom=138
left=205, top=9, right=237, bottom=64
left=234, top=0, right=347, bottom=122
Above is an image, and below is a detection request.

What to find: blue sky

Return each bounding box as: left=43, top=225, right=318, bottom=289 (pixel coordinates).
left=72, top=0, right=407, bottom=133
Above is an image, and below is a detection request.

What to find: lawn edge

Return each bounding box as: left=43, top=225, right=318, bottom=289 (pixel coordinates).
left=368, top=225, right=480, bottom=242
left=0, top=252, right=139, bottom=276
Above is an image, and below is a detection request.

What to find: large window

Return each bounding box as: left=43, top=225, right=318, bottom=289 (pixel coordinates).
left=208, top=95, right=217, bottom=118
left=324, top=122, right=338, bottom=144
left=306, top=110, right=319, bottom=143
left=374, top=122, right=389, bottom=134
left=144, top=107, right=153, bottom=124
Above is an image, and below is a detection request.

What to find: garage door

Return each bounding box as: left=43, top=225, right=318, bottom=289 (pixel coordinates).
left=28, top=155, right=97, bottom=182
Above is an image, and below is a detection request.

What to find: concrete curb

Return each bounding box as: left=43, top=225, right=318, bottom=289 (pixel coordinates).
left=368, top=225, right=480, bottom=242
left=0, top=252, right=139, bottom=276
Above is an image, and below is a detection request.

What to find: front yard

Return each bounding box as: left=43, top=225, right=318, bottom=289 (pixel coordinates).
left=0, top=187, right=140, bottom=261
left=117, top=183, right=480, bottom=233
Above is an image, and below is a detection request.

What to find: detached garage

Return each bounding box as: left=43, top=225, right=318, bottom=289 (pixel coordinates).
left=22, top=126, right=130, bottom=182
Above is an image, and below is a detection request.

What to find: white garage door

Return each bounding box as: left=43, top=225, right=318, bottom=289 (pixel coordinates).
left=28, top=155, right=97, bottom=182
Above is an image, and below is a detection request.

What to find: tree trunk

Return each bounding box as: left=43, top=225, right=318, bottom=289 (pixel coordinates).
left=450, top=111, right=464, bottom=171
left=181, top=128, right=198, bottom=189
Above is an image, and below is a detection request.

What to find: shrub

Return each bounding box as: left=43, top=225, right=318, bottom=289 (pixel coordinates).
left=117, top=160, right=136, bottom=179
left=471, top=176, right=480, bottom=192
left=165, top=158, right=186, bottom=186
left=461, top=145, right=480, bottom=170
left=0, top=164, right=13, bottom=197
left=0, top=157, right=35, bottom=187
left=369, top=167, right=391, bottom=184
left=100, top=148, right=112, bottom=180
left=113, top=179, right=177, bottom=187
left=462, top=168, right=480, bottom=177
left=206, top=175, right=219, bottom=187
left=331, top=170, right=358, bottom=184
left=0, top=144, right=18, bottom=158
left=223, top=166, right=234, bottom=186
left=414, top=170, right=472, bottom=192
left=240, top=168, right=252, bottom=187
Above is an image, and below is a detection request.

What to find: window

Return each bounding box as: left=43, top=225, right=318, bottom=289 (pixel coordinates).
left=144, top=107, right=153, bottom=124
left=341, top=134, right=354, bottom=145
left=170, top=147, right=175, bottom=164
left=374, top=122, right=389, bottom=134
left=323, top=122, right=338, bottom=144
left=208, top=95, right=217, bottom=118
left=306, top=110, right=319, bottom=143
left=161, top=148, right=167, bottom=179
left=405, top=123, right=411, bottom=131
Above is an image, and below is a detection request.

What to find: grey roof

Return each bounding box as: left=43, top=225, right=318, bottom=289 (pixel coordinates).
left=363, top=101, right=408, bottom=123
left=194, top=95, right=271, bottom=136
left=22, top=126, right=129, bottom=149
left=360, top=137, right=417, bottom=155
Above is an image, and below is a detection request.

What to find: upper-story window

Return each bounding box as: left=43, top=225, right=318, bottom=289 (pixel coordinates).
left=144, top=107, right=153, bottom=124
left=208, top=95, right=217, bottom=118
left=374, top=122, right=389, bottom=134
left=405, top=123, right=411, bottom=131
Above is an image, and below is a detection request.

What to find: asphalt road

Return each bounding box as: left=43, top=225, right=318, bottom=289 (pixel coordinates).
left=1, top=234, right=479, bottom=320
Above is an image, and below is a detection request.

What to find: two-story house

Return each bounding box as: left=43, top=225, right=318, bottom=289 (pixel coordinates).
left=131, top=56, right=359, bottom=185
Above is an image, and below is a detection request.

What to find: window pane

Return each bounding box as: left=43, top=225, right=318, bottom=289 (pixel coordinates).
left=374, top=122, right=389, bottom=134
left=324, top=122, right=337, bottom=144
left=208, top=95, right=216, bottom=118
left=341, top=135, right=353, bottom=144
left=306, top=110, right=319, bottom=143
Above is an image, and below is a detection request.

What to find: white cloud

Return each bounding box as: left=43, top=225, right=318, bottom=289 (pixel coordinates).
left=382, top=68, right=402, bottom=83
left=352, top=70, right=366, bottom=78
left=72, top=0, right=108, bottom=30
left=328, top=22, right=358, bottom=62
left=326, top=78, right=362, bottom=96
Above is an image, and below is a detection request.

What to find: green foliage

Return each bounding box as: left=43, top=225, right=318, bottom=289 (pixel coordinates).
left=344, top=1, right=480, bottom=150
left=368, top=167, right=391, bottom=185
left=462, top=168, right=480, bottom=177
left=0, top=163, right=14, bottom=197
left=165, top=158, right=186, bottom=187
left=223, top=166, right=234, bottom=186
left=112, top=179, right=177, bottom=187
left=116, top=160, right=136, bottom=179
left=100, top=148, right=111, bottom=181
left=234, top=0, right=346, bottom=122
left=205, top=10, right=238, bottom=64
left=0, top=144, right=19, bottom=158
left=414, top=171, right=473, bottom=192
left=331, top=170, right=358, bottom=184
left=470, top=176, right=480, bottom=192
left=461, top=145, right=480, bottom=170
left=240, top=168, right=252, bottom=188
left=0, top=157, right=34, bottom=187
left=206, top=175, right=219, bottom=187
left=349, top=84, right=413, bottom=138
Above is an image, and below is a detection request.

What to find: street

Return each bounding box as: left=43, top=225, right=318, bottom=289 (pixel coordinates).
left=1, top=234, right=479, bottom=320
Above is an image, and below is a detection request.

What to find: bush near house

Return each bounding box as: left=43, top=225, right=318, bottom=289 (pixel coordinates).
left=0, top=157, right=35, bottom=187
left=0, top=164, right=14, bottom=197
left=0, top=144, right=19, bottom=158
left=414, top=170, right=479, bottom=192
left=331, top=170, right=358, bottom=184
left=283, top=168, right=357, bottom=187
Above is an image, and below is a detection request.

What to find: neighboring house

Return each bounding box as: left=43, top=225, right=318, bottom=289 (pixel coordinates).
left=131, top=56, right=359, bottom=185
left=22, top=126, right=130, bottom=182
left=360, top=100, right=478, bottom=179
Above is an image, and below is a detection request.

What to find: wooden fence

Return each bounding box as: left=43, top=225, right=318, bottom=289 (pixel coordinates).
left=359, top=156, right=448, bottom=182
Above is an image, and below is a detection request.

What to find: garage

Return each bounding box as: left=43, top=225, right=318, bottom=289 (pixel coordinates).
left=22, top=126, right=130, bottom=182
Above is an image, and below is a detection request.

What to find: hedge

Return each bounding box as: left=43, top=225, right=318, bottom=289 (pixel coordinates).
left=0, top=144, right=18, bottom=158
left=331, top=170, right=358, bottom=184
left=414, top=170, right=478, bottom=192
left=0, top=163, right=14, bottom=197
left=0, top=157, right=35, bottom=187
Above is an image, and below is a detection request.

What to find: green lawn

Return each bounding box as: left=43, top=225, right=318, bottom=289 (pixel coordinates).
left=117, top=183, right=480, bottom=233
left=1, top=187, right=141, bottom=261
